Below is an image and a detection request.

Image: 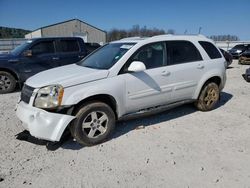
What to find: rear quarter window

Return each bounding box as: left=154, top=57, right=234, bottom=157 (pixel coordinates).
left=199, top=41, right=222, bottom=59
left=58, top=39, right=80, bottom=53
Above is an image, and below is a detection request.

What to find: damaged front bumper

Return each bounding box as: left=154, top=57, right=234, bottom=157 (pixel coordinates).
left=16, top=101, right=75, bottom=142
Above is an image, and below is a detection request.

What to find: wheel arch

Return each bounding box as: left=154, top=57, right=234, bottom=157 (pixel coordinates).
left=0, top=68, right=19, bottom=81
left=71, top=94, right=118, bottom=119
left=194, top=75, right=222, bottom=99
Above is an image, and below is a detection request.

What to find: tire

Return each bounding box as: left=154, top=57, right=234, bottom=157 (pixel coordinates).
left=195, top=82, right=220, bottom=111
left=70, top=102, right=116, bottom=146
left=246, top=75, right=250, bottom=82
left=0, top=71, right=16, bottom=94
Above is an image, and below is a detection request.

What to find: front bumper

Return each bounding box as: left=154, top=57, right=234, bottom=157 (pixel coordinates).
left=16, top=101, right=75, bottom=142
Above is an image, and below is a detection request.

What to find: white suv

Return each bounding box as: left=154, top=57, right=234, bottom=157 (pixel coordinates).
left=16, top=35, right=226, bottom=146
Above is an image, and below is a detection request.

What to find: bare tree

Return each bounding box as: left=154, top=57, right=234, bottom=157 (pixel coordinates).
left=107, top=25, right=167, bottom=42
left=209, top=35, right=240, bottom=41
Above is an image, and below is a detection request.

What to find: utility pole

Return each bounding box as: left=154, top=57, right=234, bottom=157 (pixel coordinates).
left=198, top=27, right=202, bottom=34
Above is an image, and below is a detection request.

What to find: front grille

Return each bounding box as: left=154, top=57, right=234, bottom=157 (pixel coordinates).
left=21, top=84, right=35, bottom=104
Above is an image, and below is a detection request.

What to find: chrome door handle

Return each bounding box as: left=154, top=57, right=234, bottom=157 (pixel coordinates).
left=197, top=64, right=204, bottom=69
left=161, top=70, right=171, bottom=76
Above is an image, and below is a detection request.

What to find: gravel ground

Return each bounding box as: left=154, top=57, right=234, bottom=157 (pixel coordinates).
left=0, top=60, right=250, bottom=188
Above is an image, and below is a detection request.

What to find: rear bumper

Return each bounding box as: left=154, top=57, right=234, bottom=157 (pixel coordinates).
left=16, top=101, right=75, bottom=142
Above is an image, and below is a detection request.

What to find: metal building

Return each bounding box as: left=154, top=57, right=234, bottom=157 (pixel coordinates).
left=25, top=19, right=106, bottom=44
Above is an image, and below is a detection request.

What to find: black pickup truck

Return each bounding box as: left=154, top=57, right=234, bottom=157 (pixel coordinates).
left=0, top=37, right=100, bottom=94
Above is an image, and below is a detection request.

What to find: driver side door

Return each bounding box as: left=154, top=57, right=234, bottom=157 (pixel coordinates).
left=120, top=42, right=172, bottom=113
left=19, top=40, right=59, bottom=80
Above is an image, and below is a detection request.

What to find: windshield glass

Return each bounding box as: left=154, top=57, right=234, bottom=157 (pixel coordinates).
left=78, top=43, right=135, bottom=69
left=232, top=45, right=246, bottom=50
left=11, top=40, right=33, bottom=56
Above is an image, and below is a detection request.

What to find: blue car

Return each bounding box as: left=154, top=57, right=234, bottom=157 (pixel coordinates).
left=0, top=37, right=89, bottom=94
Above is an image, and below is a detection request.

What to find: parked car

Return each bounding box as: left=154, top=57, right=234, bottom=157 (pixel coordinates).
left=239, top=50, right=250, bottom=65
left=220, top=48, right=233, bottom=67
left=85, top=43, right=101, bottom=54
left=228, top=44, right=250, bottom=59
left=16, top=35, right=226, bottom=146
left=0, top=37, right=88, bottom=94
left=245, top=67, right=250, bottom=82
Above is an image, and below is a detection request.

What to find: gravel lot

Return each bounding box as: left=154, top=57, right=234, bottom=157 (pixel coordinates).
left=0, top=60, right=250, bottom=188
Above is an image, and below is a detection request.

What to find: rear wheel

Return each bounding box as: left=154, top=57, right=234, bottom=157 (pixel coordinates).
left=195, top=82, right=220, bottom=111
left=0, top=71, right=16, bottom=94
left=70, top=102, right=116, bottom=146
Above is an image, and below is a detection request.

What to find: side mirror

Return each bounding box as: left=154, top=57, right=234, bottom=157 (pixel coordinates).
left=23, top=50, right=33, bottom=57
left=128, top=61, right=146, bottom=72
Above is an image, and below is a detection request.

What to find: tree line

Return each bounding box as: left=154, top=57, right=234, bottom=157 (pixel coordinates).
left=107, top=25, right=240, bottom=42
left=107, top=25, right=173, bottom=42
left=0, top=26, right=30, bottom=39
left=209, top=35, right=240, bottom=41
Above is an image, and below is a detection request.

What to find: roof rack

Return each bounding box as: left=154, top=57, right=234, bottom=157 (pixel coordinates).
left=119, top=37, right=148, bottom=41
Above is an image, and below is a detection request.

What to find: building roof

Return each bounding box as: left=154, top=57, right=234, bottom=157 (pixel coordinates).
left=30, top=19, right=106, bottom=34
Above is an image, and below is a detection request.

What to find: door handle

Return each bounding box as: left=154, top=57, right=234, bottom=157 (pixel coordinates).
left=78, top=55, right=85, bottom=59
left=52, top=57, right=59, bottom=60
left=161, top=70, right=171, bottom=76
left=197, top=64, right=204, bottom=69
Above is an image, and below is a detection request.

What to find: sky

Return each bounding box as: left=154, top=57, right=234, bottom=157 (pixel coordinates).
left=0, top=0, right=249, bottom=40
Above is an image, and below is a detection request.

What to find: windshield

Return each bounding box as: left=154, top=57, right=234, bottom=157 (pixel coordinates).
left=11, top=40, right=33, bottom=56
left=78, top=43, right=135, bottom=69
left=232, top=45, right=247, bottom=50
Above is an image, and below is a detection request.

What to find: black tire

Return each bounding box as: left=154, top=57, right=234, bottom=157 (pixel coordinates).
left=0, top=71, right=16, bottom=94
left=195, top=82, right=220, bottom=111
left=246, top=75, right=250, bottom=82
left=70, top=102, right=116, bottom=146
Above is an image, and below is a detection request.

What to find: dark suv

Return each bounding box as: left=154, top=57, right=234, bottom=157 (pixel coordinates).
left=0, top=37, right=96, bottom=94
left=228, top=44, right=250, bottom=59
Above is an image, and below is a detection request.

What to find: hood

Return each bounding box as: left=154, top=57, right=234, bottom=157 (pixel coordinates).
left=0, top=53, right=15, bottom=61
left=26, top=64, right=110, bottom=88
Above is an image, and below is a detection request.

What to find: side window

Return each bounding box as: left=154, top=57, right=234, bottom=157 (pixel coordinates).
left=130, top=42, right=165, bottom=69
left=167, top=41, right=202, bottom=65
left=58, top=40, right=80, bottom=53
left=31, top=41, right=55, bottom=55
left=199, top=41, right=222, bottom=59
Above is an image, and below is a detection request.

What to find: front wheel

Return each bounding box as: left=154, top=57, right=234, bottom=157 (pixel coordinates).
left=195, top=82, right=220, bottom=111
left=0, top=71, right=16, bottom=94
left=70, top=102, right=116, bottom=146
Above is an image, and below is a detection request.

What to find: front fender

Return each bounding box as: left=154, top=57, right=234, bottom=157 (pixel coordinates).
left=62, top=78, right=126, bottom=117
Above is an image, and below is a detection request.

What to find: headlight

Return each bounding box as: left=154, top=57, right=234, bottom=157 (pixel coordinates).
left=34, top=85, right=64, bottom=109
left=236, top=50, right=242, bottom=53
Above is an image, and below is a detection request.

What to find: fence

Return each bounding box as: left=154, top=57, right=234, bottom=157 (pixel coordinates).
left=0, top=38, right=27, bottom=53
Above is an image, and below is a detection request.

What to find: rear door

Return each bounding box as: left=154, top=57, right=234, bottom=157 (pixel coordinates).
left=165, top=40, right=205, bottom=102
left=18, top=39, right=59, bottom=80
left=56, top=38, right=83, bottom=66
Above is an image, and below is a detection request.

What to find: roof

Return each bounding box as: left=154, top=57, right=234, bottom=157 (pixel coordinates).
left=30, top=19, right=106, bottom=34
left=112, top=34, right=211, bottom=44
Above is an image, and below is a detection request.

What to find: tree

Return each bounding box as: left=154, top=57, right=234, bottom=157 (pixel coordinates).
left=107, top=25, right=167, bottom=42
left=209, top=35, right=240, bottom=41
left=0, top=26, right=30, bottom=38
